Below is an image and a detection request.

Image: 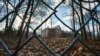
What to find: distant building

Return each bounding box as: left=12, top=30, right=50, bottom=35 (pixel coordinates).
left=41, top=25, right=73, bottom=38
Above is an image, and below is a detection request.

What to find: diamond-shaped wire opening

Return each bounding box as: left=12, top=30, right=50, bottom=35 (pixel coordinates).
left=33, top=1, right=81, bottom=56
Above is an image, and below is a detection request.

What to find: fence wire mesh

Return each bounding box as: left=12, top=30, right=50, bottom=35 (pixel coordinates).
left=0, top=0, right=100, bottom=56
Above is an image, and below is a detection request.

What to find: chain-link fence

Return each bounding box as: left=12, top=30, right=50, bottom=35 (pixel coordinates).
left=0, top=0, right=100, bottom=56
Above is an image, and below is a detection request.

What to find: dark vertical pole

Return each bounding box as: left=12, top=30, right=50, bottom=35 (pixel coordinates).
left=79, top=0, right=87, bottom=41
